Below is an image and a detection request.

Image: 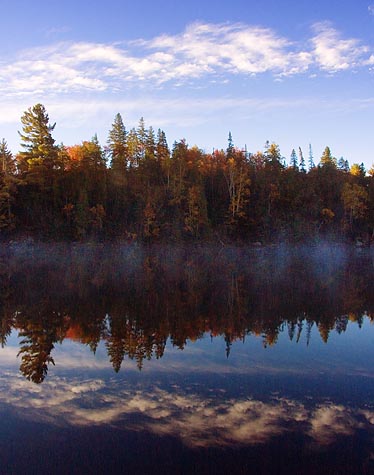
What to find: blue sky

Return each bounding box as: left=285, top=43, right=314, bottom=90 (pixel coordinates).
left=1, top=0, right=374, bottom=168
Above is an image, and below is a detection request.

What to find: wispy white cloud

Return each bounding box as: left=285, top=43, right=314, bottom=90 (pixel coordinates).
left=311, top=21, right=370, bottom=72
left=0, top=44, right=109, bottom=96
left=0, top=21, right=372, bottom=100
left=138, top=22, right=312, bottom=78
left=369, top=5, right=374, bottom=16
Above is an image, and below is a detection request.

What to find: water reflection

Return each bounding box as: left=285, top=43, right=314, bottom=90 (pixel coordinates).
left=1, top=243, right=374, bottom=473
left=1, top=371, right=372, bottom=449
left=0, top=243, right=373, bottom=383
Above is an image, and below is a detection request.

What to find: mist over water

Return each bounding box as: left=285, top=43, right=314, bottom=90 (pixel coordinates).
left=2, top=240, right=372, bottom=302
left=1, top=241, right=372, bottom=343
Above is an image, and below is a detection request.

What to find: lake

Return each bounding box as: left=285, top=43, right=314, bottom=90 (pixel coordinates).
left=0, top=242, right=374, bottom=474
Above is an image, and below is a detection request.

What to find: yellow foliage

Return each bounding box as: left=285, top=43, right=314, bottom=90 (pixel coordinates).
left=321, top=208, right=335, bottom=222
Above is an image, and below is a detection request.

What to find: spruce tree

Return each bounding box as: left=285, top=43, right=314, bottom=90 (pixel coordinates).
left=290, top=149, right=298, bottom=169
left=308, top=144, right=315, bottom=170
left=227, top=132, right=234, bottom=158
left=298, top=147, right=306, bottom=173
left=156, top=129, right=169, bottom=161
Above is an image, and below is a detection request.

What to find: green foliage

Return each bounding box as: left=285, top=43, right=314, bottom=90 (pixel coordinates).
left=18, top=103, right=58, bottom=173
left=107, top=113, right=128, bottom=170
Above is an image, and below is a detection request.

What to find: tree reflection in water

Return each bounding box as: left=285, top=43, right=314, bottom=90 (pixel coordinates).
left=0, top=242, right=372, bottom=383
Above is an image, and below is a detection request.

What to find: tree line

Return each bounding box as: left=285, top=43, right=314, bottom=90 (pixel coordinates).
left=0, top=103, right=373, bottom=242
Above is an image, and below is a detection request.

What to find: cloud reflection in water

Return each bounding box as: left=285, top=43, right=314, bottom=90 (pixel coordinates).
left=0, top=373, right=372, bottom=449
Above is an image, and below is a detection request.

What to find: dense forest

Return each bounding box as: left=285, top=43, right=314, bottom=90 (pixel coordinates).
left=0, top=103, right=373, bottom=243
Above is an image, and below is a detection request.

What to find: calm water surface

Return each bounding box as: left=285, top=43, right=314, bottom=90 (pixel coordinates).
left=0, top=243, right=374, bottom=474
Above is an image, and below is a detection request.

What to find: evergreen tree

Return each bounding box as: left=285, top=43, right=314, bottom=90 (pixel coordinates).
left=17, top=104, right=62, bottom=233
left=298, top=147, right=306, bottom=173
left=308, top=144, right=315, bottom=170
left=338, top=157, right=350, bottom=171
left=146, top=126, right=156, bottom=159
left=127, top=127, right=139, bottom=167
left=0, top=139, right=15, bottom=174
left=136, top=117, right=147, bottom=162
left=107, top=113, right=127, bottom=170
left=18, top=103, right=58, bottom=172
left=106, top=336, right=126, bottom=373
left=227, top=132, right=234, bottom=158
left=290, top=149, right=298, bottom=169
left=157, top=129, right=171, bottom=189
left=156, top=129, right=169, bottom=162
left=0, top=139, right=17, bottom=230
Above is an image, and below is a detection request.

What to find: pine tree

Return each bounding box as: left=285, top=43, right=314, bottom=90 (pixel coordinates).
left=17, top=105, right=61, bottom=233
left=107, top=113, right=127, bottom=170
left=18, top=103, right=58, bottom=172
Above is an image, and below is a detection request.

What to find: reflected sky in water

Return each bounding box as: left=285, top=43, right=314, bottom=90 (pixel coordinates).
left=0, top=243, right=374, bottom=474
